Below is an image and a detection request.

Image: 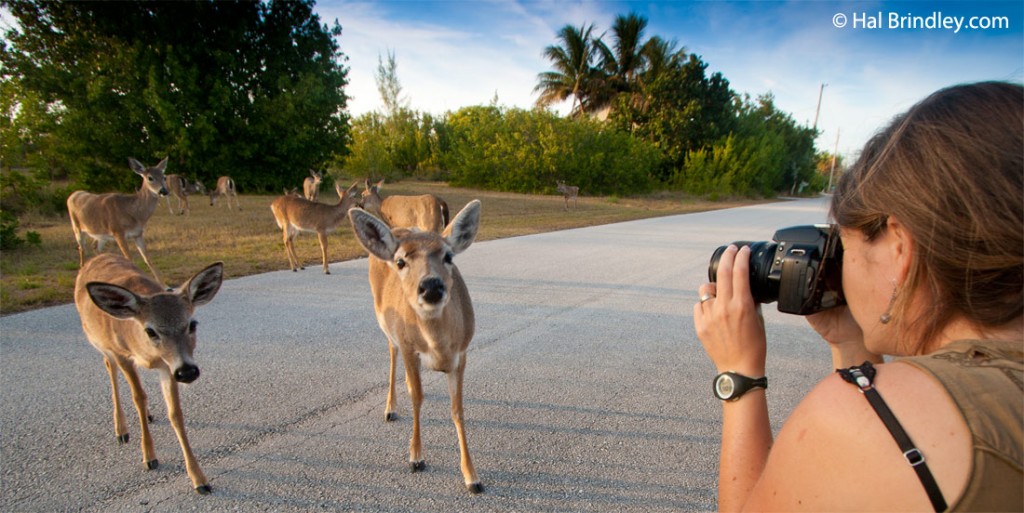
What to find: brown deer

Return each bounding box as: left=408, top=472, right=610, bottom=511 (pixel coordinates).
left=270, top=182, right=360, bottom=274
left=209, top=176, right=240, bottom=210
left=67, top=157, right=170, bottom=285
left=361, top=179, right=450, bottom=232
left=74, top=253, right=224, bottom=494
left=348, top=200, right=483, bottom=494
left=164, top=174, right=205, bottom=215
left=556, top=180, right=579, bottom=210
left=303, top=170, right=323, bottom=202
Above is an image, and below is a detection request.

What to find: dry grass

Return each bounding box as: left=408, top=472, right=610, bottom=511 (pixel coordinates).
left=0, top=181, right=762, bottom=314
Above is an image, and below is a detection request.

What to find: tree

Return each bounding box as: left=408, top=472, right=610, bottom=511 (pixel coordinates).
left=1, top=0, right=350, bottom=193
left=534, top=23, right=600, bottom=117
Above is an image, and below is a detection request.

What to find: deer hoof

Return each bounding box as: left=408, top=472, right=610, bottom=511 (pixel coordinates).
left=145, top=459, right=159, bottom=470
left=117, top=433, right=130, bottom=444
left=467, top=482, right=484, bottom=494
left=410, top=460, right=425, bottom=472
left=385, top=412, right=397, bottom=422
left=195, top=484, right=212, bottom=495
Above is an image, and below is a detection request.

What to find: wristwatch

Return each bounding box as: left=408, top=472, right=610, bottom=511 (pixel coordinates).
left=713, top=372, right=768, bottom=401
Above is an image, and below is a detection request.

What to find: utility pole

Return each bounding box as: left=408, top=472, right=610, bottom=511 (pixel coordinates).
left=813, top=83, right=827, bottom=131
left=828, top=128, right=841, bottom=192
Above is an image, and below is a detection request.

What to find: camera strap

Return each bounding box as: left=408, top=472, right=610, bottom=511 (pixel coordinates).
left=837, top=362, right=947, bottom=512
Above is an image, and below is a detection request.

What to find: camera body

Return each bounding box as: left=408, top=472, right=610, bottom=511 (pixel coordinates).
left=708, top=224, right=845, bottom=315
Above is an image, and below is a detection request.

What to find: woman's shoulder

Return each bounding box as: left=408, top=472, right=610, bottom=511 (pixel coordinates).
left=744, top=363, right=971, bottom=511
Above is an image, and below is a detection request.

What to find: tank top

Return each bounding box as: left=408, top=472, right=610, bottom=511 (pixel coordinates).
left=900, top=339, right=1023, bottom=512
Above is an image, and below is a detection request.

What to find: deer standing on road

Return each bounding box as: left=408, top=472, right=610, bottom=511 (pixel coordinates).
left=74, top=253, right=224, bottom=494
left=556, top=180, right=579, bottom=210
left=209, top=176, right=240, bottom=210
left=164, top=174, right=205, bottom=215
left=67, top=157, right=169, bottom=285
left=303, top=170, right=323, bottom=202
left=348, top=200, right=483, bottom=494
left=361, top=179, right=450, bottom=232
left=270, top=182, right=360, bottom=274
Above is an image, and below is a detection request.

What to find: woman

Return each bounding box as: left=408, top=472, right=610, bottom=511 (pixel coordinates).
left=694, top=81, right=1023, bottom=511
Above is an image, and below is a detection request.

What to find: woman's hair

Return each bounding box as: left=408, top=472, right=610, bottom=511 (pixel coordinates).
left=831, top=81, right=1023, bottom=352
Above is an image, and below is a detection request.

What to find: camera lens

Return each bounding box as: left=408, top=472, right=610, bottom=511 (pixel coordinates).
left=708, top=241, right=780, bottom=304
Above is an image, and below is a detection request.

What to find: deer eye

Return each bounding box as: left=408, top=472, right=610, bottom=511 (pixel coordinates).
left=395, top=258, right=406, bottom=270
left=443, top=252, right=453, bottom=265
left=188, top=320, right=198, bottom=334
left=144, top=327, right=159, bottom=340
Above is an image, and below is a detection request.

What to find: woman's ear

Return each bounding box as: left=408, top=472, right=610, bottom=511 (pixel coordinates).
left=886, top=216, right=915, bottom=282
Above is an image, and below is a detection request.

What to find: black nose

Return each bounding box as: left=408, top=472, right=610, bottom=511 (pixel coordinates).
left=174, top=364, right=200, bottom=383
left=419, top=277, right=445, bottom=304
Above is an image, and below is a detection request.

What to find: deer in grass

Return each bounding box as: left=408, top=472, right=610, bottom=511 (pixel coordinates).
left=361, top=179, right=450, bottom=232
left=74, top=253, right=224, bottom=494
left=348, top=199, right=483, bottom=494
left=67, top=157, right=170, bottom=285
left=303, top=170, right=323, bottom=202
left=209, top=176, right=240, bottom=210
left=164, top=174, right=206, bottom=215
left=270, top=182, right=361, bottom=274
left=556, top=180, right=579, bottom=210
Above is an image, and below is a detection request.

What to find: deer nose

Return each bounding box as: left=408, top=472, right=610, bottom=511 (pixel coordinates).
left=159, top=187, right=169, bottom=196
left=174, top=364, right=200, bottom=383
left=419, top=277, right=445, bottom=304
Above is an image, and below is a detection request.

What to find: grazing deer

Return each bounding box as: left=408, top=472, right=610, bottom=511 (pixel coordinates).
left=163, top=174, right=205, bottom=215
left=348, top=200, right=483, bottom=494
left=67, top=157, right=170, bottom=285
left=556, top=180, right=579, bottom=210
left=209, top=176, right=240, bottom=210
left=303, top=170, right=323, bottom=202
left=270, top=182, right=360, bottom=274
left=284, top=186, right=301, bottom=197
left=74, top=253, right=224, bottom=494
left=361, top=179, right=450, bottom=232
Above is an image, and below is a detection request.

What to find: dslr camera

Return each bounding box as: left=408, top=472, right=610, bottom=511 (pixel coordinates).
left=708, top=224, right=845, bottom=315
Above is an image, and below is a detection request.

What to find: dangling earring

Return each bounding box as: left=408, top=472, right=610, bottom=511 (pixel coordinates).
left=880, top=282, right=898, bottom=324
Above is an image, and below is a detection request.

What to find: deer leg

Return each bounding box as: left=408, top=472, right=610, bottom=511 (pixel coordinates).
left=447, top=354, right=482, bottom=493
left=160, top=373, right=210, bottom=494
left=384, top=337, right=398, bottom=422
left=114, top=358, right=157, bottom=470
left=317, top=231, right=330, bottom=274
left=181, top=195, right=189, bottom=215
left=131, top=236, right=163, bottom=286
left=103, top=357, right=130, bottom=444
left=282, top=227, right=297, bottom=271
left=284, top=227, right=304, bottom=271
left=403, top=351, right=425, bottom=472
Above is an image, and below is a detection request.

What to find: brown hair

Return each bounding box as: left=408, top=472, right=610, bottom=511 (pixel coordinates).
left=831, top=81, right=1023, bottom=352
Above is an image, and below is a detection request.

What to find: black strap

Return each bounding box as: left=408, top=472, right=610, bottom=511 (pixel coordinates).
left=838, top=362, right=947, bottom=512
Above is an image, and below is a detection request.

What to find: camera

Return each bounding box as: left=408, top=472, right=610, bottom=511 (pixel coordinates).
left=708, top=224, right=845, bottom=315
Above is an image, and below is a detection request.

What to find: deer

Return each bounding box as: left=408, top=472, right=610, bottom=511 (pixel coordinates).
left=74, top=253, right=224, bottom=494
left=209, top=176, right=241, bottom=210
left=348, top=199, right=483, bottom=494
left=556, top=180, right=579, bottom=210
left=284, top=186, right=301, bottom=197
left=270, top=182, right=361, bottom=274
left=67, top=157, right=170, bottom=285
left=360, top=179, right=450, bottom=232
left=303, top=170, right=323, bottom=202
left=163, top=174, right=205, bottom=215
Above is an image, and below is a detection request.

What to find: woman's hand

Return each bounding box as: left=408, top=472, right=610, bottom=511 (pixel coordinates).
left=807, top=305, right=881, bottom=368
left=694, top=245, right=767, bottom=376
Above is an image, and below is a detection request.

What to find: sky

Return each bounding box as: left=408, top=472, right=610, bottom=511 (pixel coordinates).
left=316, top=0, right=1024, bottom=159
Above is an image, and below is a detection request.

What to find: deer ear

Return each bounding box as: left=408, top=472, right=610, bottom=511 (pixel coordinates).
left=349, top=208, right=398, bottom=261
left=185, top=262, right=224, bottom=307
left=86, top=283, right=144, bottom=320
left=154, top=157, right=168, bottom=173
left=128, top=158, right=146, bottom=175
left=444, top=200, right=481, bottom=254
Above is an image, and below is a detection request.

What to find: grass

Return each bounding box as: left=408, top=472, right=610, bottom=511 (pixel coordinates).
left=0, top=181, right=764, bottom=315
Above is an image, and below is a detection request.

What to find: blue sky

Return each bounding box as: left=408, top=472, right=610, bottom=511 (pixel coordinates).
left=317, top=0, right=1023, bottom=159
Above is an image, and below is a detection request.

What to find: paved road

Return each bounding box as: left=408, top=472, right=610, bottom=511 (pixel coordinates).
left=1, top=196, right=834, bottom=512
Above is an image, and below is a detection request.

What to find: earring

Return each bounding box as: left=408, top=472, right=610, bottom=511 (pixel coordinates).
left=880, top=282, right=898, bottom=324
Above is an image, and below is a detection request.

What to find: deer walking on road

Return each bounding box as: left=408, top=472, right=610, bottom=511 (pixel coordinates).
left=74, top=253, right=224, bottom=494
left=349, top=200, right=483, bottom=494
left=270, top=182, right=361, bottom=274
left=67, top=157, right=170, bottom=285
left=361, top=179, right=450, bottom=232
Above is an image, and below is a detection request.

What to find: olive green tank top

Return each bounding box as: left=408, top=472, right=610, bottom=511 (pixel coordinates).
left=901, top=339, right=1023, bottom=512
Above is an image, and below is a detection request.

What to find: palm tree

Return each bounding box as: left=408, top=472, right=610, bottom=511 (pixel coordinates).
left=534, top=23, right=598, bottom=117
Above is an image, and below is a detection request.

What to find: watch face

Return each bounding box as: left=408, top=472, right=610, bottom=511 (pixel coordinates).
left=716, top=374, right=735, bottom=399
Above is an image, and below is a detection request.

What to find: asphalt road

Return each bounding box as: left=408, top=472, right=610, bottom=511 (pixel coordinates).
left=1, top=196, right=834, bottom=513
